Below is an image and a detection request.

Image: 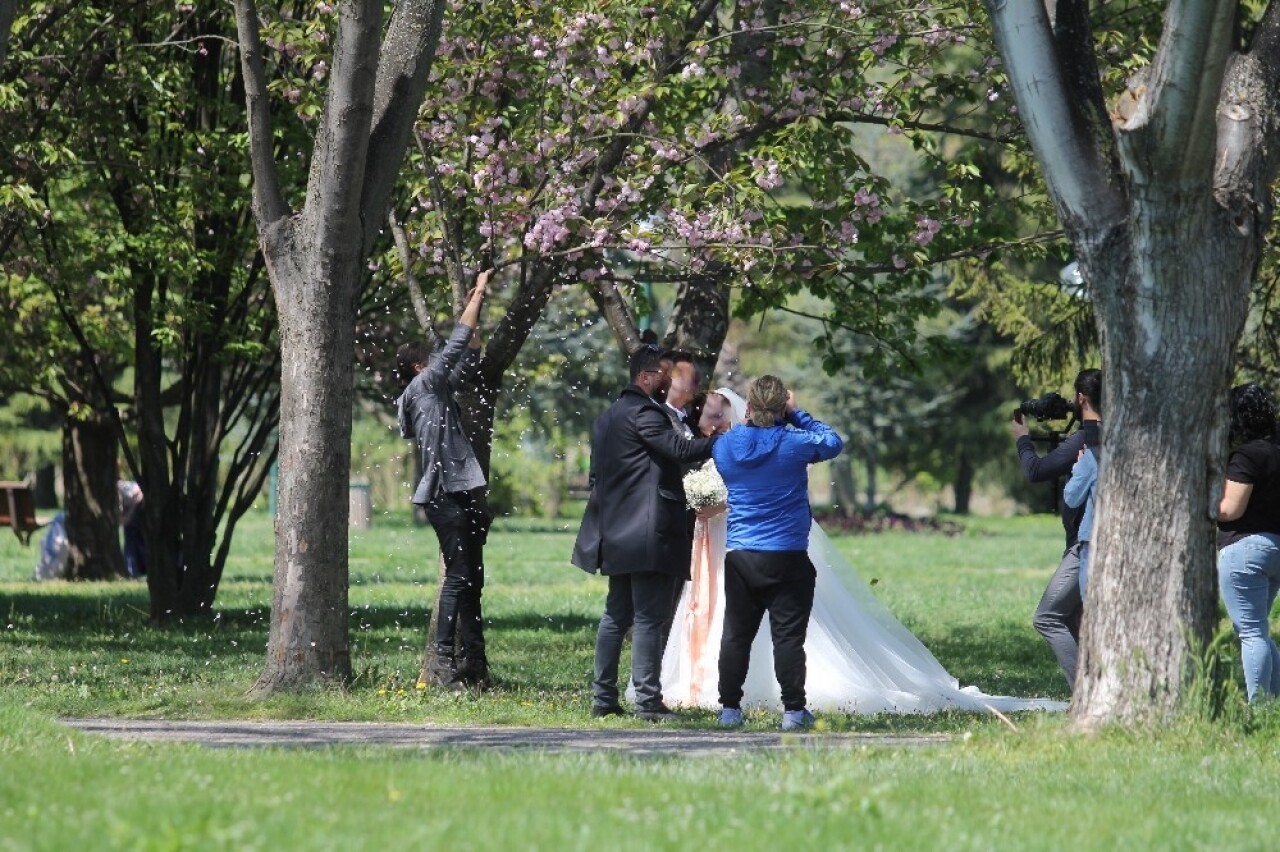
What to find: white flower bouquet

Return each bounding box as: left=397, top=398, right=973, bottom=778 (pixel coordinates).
left=683, top=460, right=727, bottom=510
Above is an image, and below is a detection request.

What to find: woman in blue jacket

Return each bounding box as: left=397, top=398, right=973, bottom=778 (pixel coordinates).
left=712, top=375, right=843, bottom=730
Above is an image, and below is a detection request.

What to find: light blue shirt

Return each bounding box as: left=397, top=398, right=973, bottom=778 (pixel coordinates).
left=1063, top=448, right=1098, bottom=543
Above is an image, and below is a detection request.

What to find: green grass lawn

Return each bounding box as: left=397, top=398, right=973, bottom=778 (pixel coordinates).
left=2, top=510, right=1279, bottom=850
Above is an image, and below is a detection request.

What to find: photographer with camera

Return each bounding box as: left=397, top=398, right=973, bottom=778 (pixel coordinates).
left=1010, top=368, right=1102, bottom=692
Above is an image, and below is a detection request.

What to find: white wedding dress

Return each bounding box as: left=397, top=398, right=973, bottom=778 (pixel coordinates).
left=642, top=385, right=1065, bottom=715
left=656, top=514, right=1066, bottom=714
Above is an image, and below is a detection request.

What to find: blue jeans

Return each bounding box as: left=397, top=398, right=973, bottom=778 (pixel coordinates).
left=1078, top=542, right=1090, bottom=601
left=1218, top=533, right=1280, bottom=701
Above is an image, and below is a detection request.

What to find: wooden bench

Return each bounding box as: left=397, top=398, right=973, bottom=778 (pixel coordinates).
left=0, top=481, right=51, bottom=546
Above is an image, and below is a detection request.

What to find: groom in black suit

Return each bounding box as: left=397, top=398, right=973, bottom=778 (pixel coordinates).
left=572, top=344, right=718, bottom=721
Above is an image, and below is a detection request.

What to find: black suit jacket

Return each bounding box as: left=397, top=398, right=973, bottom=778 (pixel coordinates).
left=571, top=385, right=715, bottom=578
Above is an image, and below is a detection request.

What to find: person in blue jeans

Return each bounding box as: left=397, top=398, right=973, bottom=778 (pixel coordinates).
left=1217, top=383, right=1280, bottom=702
left=1063, top=445, right=1099, bottom=599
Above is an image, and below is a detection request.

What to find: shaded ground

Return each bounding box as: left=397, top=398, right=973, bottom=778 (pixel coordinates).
left=63, top=718, right=951, bottom=756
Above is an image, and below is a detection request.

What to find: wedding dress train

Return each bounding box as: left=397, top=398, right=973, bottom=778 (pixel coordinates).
left=657, top=515, right=1067, bottom=714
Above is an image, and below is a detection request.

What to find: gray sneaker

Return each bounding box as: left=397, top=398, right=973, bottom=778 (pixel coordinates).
left=717, top=707, right=745, bottom=727
left=781, top=708, right=815, bottom=731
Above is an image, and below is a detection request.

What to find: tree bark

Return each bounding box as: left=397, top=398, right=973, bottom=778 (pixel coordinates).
left=61, top=412, right=124, bottom=581
left=664, top=266, right=732, bottom=377
left=253, top=230, right=360, bottom=692
left=1076, top=193, right=1250, bottom=725
left=987, top=0, right=1280, bottom=726
left=953, top=451, right=974, bottom=516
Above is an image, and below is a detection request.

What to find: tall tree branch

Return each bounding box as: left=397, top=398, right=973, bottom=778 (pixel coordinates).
left=359, top=0, right=448, bottom=255
left=1119, top=0, right=1236, bottom=181
left=230, top=0, right=289, bottom=226
left=1052, top=0, right=1120, bottom=177
left=1214, top=0, right=1280, bottom=244
left=388, top=208, right=439, bottom=343
left=301, top=0, right=381, bottom=246
left=591, top=277, right=643, bottom=353
left=985, top=0, right=1126, bottom=231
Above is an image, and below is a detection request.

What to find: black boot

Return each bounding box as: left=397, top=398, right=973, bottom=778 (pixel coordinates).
left=457, top=656, right=492, bottom=690
left=427, top=651, right=466, bottom=691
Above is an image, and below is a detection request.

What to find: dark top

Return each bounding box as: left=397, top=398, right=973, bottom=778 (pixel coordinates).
left=1016, top=420, right=1100, bottom=550
left=1218, top=437, right=1280, bottom=548
left=397, top=324, right=486, bottom=504
left=571, top=385, right=716, bottom=578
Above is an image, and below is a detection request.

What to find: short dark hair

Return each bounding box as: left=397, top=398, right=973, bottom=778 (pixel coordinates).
left=1230, top=383, right=1278, bottom=445
left=1075, top=368, right=1102, bottom=413
left=629, top=343, right=662, bottom=380
left=396, top=342, right=431, bottom=390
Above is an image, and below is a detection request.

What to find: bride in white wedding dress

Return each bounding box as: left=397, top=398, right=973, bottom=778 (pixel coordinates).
left=656, top=387, right=1066, bottom=715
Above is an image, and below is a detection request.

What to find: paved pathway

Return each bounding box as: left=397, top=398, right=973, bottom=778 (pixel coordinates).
left=62, top=718, right=950, bottom=756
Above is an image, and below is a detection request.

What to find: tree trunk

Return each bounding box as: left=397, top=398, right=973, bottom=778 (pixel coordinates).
left=251, top=236, right=358, bottom=693
left=952, top=450, right=973, bottom=515
left=33, top=464, right=58, bottom=509
left=61, top=414, right=124, bottom=580
left=829, top=453, right=857, bottom=518
left=665, top=266, right=732, bottom=377
left=864, top=435, right=878, bottom=515
left=234, top=0, right=448, bottom=694
left=135, top=263, right=231, bottom=623
left=1073, top=197, right=1247, bottom=727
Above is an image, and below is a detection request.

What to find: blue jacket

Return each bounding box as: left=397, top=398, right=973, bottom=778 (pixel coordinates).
left=1063, top=447, right=1098, bottom=544
left=713, top=409, right=843, bottom=551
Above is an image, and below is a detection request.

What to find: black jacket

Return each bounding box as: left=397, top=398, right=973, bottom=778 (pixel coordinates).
left=571, top=385, right=715, bottom=578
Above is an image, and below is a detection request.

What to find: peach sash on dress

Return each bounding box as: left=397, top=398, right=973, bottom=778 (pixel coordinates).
left=684, top=517, right=718, bottom=704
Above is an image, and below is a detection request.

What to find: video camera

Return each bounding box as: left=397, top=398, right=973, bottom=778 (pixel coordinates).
left=1012, top=392, right=1077, bottom=424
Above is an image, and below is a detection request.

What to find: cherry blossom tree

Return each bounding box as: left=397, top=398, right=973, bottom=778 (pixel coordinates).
left=347, top=0, right=1051, bottom=461
left=354, top=0, right=1047, bottom=677
left=242, top=0, right=1051, bottom=691
left=386, top=0, right=1034, bottom=382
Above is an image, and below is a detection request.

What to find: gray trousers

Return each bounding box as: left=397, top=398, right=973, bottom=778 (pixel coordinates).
left=1033, top=542, right=1083, bottom=690
left=593, top=572, right=681, bottom=711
